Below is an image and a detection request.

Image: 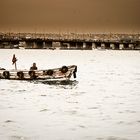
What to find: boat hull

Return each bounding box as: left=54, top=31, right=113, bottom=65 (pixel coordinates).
left=0, top=65, right=77, bottom=81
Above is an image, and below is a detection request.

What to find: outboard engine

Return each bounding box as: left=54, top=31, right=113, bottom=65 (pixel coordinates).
left=73, top=66, right=77, bottom=78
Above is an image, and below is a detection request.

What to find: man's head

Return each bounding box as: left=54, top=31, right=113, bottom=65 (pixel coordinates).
left=33, top=63, right=36, bottom=67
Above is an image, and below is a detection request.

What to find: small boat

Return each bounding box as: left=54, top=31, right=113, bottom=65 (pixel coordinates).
left=0, top=65, right=77, bottom=81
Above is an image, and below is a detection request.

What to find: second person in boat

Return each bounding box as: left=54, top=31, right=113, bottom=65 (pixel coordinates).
left=30, top=63, right=38, bottom=70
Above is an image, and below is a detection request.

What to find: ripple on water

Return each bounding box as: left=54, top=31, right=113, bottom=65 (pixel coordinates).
left=16, top=89, right=26, bottom=92
left=96, top=137, right=130, bottom=140
left=40, top=94, right=47, bottom=97
left=39, top=109, right=49, bottom=112
left=106, top=136, right=130, bottom=140
left=78, top=125, right=86, bottom=128
left=9, top=136, right=39, bottom=140
left=4, top=120, right=14, bottom=123
left=67, top=101, right=78, bottom=104
left=65, top=110, right=77, bottom=115
left=71, top=91, right=86, bottom=96
left=125, top=110, right=137, bottom=114
left=88, top=107, right=99, bottom=110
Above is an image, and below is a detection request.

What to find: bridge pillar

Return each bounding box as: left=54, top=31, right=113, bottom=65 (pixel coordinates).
left=33, top=42, right=38, bottom=48
left=125, top=44, right=130, bottom=49
left=44, top=41, right=52, bottom=49
left=85, top=42, right=92, bottom=50
left=35, top=41, right=44, bottom=49
left=128, top=44, right=134, bottom=50
left=76, top=42, right=83, bottom=49
left=69, top=42, right=76, bottom=49
left=83, top=42, right=86, bottom=49
left=110, top=43, right=115, bottom=50
left=25, top=41, right=34, bottom=48
left=61, top=42, right=70, bottom=49
left=95, top=42, right=101, bottom=49
left=0, top=42, right=3, bottom=48
left=101, top=43, right=105, bottom=49
left=52, top=42, right=61, bottom=48
left=92, top=43, right=97, bottom=49
left=104, top=43, right=110, bottom=49
left=119, top=44, right=124, bottom=50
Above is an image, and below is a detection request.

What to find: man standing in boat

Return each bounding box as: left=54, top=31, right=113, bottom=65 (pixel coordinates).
left=30, top=63, right=38, bottom=70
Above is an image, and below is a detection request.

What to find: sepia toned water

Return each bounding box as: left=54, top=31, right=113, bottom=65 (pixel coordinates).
left=0, top=49, right=140, bottom=140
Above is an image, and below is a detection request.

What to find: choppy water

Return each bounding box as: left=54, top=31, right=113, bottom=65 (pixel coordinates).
left=0, top=49, right=140, bottom=140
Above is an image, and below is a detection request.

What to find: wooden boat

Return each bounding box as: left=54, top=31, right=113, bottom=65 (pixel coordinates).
left=0, top=65, right=77, bottom=81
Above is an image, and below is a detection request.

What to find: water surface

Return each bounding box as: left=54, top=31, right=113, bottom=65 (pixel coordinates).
left=0, top=49, right=140, bottom=140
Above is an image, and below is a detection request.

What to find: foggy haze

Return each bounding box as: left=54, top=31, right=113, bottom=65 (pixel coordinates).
left=0, top=0, right=140, bottom=33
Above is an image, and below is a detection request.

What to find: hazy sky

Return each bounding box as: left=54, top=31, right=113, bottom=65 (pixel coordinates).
left=0, top=0, right=140, bottom=33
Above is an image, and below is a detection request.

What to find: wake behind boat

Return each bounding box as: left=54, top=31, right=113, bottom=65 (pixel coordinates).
left=0, top=65, right=77, bottom=81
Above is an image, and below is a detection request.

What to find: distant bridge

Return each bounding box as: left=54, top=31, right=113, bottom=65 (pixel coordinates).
left=0, top=33, right=140, bottom=50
